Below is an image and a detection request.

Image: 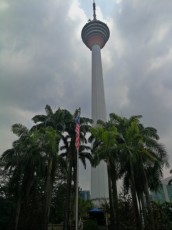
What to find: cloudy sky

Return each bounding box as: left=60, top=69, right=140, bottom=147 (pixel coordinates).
left=1, top=0, right=172, bottom=190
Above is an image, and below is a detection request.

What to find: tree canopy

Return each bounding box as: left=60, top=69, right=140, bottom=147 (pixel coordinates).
left=0, top=106, right=170, bottom=230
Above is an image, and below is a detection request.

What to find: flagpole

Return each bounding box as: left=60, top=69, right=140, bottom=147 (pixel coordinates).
left=75, top=108, right=80, bottom=230
left=75, top=149, right=79, bottom=230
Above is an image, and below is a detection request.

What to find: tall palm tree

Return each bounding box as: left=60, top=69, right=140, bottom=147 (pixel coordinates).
left=137, top=125, right=168, bottom=229
left=1, top=124, right=45, bottom=230
left=32, top=105, right=92, bottom=230
left=60, top=114, right=92, bottom=230
left=110, top=113, right=168, bottom=230
left=34, top=127, right=60, bottom=230
left=1, top=123, right=62, bottom=230
left=91, top=121, right=120, bottom=230
left=107, top=114, right=143, bottom=229
left=32, top=105, right=70, bottom=229
left=1, top=124, right=32, bottom=230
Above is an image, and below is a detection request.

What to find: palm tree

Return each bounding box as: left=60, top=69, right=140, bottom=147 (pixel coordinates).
left=137, top=125, right=168, bottom=229
left=1, top=123, right=62, bottom=230
left=90, top=113, right=169, bottom=230
left=1, top=124, right=33, bottom=230
left=1, top=124, right=45, bottom=230
left=60, top=113, right=92, bottom=230
left=32, top=105, right=73, bottom=230
left=118, top=117, right=143, bottom=229
left=110, top=113, right=168, bottom=230
left=32, top=105, right=93, bottom=230
left=34, top=127, right=61, bottom=230
left=91, top=120, right=120, bottom=230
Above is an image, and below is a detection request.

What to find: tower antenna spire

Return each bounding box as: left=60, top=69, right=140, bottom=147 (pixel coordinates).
left=93, top=0, right=96, bottom=20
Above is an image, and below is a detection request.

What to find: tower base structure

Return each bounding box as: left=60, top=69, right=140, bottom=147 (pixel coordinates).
left=91, top=161, right=109, bottom=200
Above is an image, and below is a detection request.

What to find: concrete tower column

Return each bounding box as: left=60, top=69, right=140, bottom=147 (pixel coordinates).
left=91, top=44, right=108, bottom=200
left=92, top=44, right=106, bottom=122
left=81, top=2, right=110, bottom=200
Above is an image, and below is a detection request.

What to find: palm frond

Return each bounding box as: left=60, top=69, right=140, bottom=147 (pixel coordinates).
left=12, top=123, right=28, bottom=137
left=45, top=104, right=53, bottom=116
left=32, top=115, right=47, bottom=124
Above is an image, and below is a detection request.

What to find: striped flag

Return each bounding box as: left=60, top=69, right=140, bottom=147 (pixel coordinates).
left=75, top=109, right=80, bottom=151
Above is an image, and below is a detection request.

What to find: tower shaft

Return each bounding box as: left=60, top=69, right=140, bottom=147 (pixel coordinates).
left=81, top=3, right=110, bottom=200
left=92, top=44, right=106, bottom=122
left=91, top=163, right=108, bottom=199
left=91, top=46, right=108, bottom=200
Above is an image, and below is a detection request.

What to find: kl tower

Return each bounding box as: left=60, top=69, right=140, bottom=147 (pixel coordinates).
left=81, top=1, right=110, bottom=200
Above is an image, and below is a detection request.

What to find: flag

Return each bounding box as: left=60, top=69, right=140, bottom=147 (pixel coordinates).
left=75, top=109, right=80, bottom=151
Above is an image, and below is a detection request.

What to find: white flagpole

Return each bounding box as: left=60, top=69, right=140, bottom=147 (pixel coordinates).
left=75, top=149, right=79, bottom=230
left=75, top=108, right=80, bottom=230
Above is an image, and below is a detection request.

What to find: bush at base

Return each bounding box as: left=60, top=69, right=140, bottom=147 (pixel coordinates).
left=83, top=220, right=99, bottom=230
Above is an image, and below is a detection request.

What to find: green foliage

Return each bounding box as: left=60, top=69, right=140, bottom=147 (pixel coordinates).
left=83, top=220, right=99, bottom=230
left=118, top=193, right=137, bottom=230
left=0, top=107, right=169, bottom=230
left=0, top=197, right=14, bottom=230
left=91, top=113, right=168, bottom=230
left=79, top=198, right=93, bottom=218
left=49, top=183, right=67, bottom=224
left=0, top=105, right=93, bottom=230
left=151, top=201, right=172, bottom=230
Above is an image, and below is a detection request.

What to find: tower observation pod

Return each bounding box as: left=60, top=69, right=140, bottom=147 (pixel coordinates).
left=81, top=2, right=110, bottom=200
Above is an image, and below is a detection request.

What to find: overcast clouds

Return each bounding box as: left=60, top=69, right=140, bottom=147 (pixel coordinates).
left=1, top=0, right=172, bottom=189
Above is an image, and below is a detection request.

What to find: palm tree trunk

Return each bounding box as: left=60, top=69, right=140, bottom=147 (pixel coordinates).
left=13, top=171, right=22, bottom=230
left=14, top=196, right=22, bottom=230
left=63, top=154, right=73, bottom=230
left=140, top=192, right=146, bottom=230
left=25, top=173, right=35, bottom=203
left=129, top=159, right=141, bottom=230
left=107, top=163, right=115, bottom=229
left=137, top=193, right=144, bottom=230
left=143, top=172, right=155, bottom=230
left=42, top=158, right=53, bottom=230
left=109, top=161, right=120, bottom=230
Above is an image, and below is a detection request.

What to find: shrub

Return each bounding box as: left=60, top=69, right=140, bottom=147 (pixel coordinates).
left=83, top=220, right=99, bottom=230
